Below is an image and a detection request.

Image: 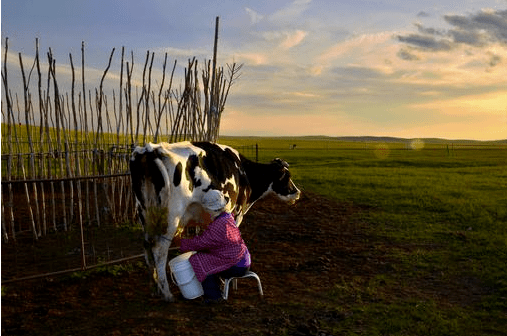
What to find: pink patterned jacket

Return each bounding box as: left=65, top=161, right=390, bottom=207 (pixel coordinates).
left=180, top=212, right=250, bottom=282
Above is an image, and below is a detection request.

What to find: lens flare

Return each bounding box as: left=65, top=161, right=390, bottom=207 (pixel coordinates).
left=410, top=139, right=425, bottom=150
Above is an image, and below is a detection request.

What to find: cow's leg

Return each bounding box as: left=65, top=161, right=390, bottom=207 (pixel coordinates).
left=151, top=212, right=183, bottom=302
left=152, top=234, right=174, bottom=302
left=142, top=235, right=158, bottom=296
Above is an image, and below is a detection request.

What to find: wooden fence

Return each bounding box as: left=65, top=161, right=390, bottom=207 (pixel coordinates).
left=1, top=33, right=241, bottom=239
left=1, top=27, right=244, bottom=280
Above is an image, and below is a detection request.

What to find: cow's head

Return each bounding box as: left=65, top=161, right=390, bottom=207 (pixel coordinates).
left=270, top=158, right=301, bottom=204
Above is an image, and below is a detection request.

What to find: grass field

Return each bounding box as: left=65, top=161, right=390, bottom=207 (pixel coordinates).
left=2, top=134, right=506, bottom=334
left=221, top=136, right=507, bottom=335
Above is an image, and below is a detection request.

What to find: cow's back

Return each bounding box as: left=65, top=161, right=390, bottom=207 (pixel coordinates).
left=130, top=141, right=252, bottom=228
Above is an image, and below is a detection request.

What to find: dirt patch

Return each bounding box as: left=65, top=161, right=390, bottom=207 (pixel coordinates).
left=0, top=192, right=479, bottom=335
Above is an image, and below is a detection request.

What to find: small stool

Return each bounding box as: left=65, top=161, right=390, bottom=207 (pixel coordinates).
left=222, top=271, right=264, bottom=300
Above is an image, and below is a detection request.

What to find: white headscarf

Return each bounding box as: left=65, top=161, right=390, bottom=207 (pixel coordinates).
left=202, top=189, right=228, bottom=211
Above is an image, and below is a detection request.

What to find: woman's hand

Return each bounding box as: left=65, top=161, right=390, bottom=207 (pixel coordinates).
left=172, top=234, right=182, bottom=248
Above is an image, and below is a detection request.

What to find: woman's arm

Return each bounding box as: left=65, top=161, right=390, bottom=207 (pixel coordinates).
left=180, top=215, right=227, bottom=252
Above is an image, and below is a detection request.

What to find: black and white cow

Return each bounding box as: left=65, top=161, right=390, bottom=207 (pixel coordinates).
left=130, top=141, right=301, bottom=301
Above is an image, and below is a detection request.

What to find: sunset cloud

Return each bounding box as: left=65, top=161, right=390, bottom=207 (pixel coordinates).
left=314, top=32, right=394, bottom=70
left=280, top=30, right=308, bottom=49
left=409, top=91, right=507, bottom=116
left=3, top=0, right=507, bottom=140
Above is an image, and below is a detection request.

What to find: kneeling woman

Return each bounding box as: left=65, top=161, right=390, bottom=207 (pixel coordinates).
left=180, top=190, right=251, bottom=302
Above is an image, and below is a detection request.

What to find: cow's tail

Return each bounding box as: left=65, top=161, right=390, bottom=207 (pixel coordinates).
left=130, top=146, right=172, bottom=239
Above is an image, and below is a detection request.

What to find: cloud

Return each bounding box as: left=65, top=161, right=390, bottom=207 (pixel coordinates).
left=220, top=108, right=355, bottom=136
left=245, top=7, right=264, bottom=25
left=269, top=0, right=312, bottom=25
left=160, top=46, right=208, bottom=58
left=280, top=30, right=308, bottom=49
left=488, top=53, right=502, bottom=67
left=398, top=8, right=507, bottom=52
left=409, top=91, right=507, bottom=116
left=417, top=11, right=430, bottom=18
left=397, top=48, right=420, bottom=61
left=233, top=52, right=268, bottom=65
left=315, top=32, right=394, bottom=69
left=385, top=115, right=507, bottom=141
left=331, top=66, right=385, bottom=80
left=395, top=7, right=507, bottom=84
left=414, top=22, right=445, bottom=36
left=448, top=29, right=485, bottom=47
left=397, top=33, right=453, bottom=51
left=444, top=9, right=507, bottom=44
left=256, top=29, right=307, bottom=49
left=419, top=91, right=442, bottom=96
left=287, top=91, right=320, bottom=98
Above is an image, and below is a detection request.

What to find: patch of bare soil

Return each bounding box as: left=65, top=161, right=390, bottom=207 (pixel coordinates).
left=0, top=192, right=466, bottom=335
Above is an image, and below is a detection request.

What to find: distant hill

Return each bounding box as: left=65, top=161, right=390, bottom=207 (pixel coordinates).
left=250, top=135, right=507, bottom=145
left=328, top=136, right=507, bottom=145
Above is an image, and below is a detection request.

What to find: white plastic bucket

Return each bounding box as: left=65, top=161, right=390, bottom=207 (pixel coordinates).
left=169, top=252, right=204, bottom=299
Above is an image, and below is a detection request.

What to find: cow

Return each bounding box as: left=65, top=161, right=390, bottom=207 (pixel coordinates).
left=130, top=141, right=301, bottom=301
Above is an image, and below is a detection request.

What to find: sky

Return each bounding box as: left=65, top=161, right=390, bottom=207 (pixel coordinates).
left=2, top=0, right=507, bottom=140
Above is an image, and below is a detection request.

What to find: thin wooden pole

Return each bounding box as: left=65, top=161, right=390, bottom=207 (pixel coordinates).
left=69, top=51, right=86, bottom=269
left=62, top=94, right=75, bottom=228
left=2, top=38, right=15, bottom=241
left=35, top=38, right=48, bottom=236
left=96, top=48, right=115, bottom=147
left=18, top=52, right=38, bottom=239
left=209, top=16, right=219, bottom=141
left=117, top=47, right=124, bottom=147
left=48, top=50, right=68, bottom=231
left=140, top=51, right=150, bottom=144
left=154, top=53, right=168, bottom=143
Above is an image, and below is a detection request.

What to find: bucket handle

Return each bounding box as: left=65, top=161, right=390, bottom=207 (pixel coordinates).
left=170, top=271, right=177, bottom=285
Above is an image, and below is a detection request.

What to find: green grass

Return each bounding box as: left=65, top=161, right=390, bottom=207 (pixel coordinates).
left=221, top=136, right=507, bottom=335
left=3, top=131, right=505, bottom=334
